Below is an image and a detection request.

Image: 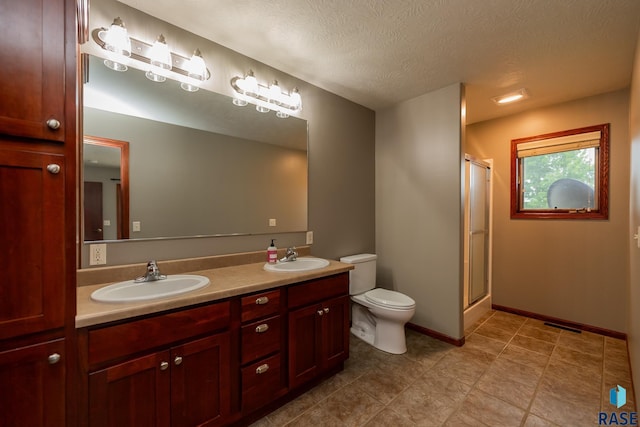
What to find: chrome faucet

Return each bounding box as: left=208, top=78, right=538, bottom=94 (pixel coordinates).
left=280, top=247, right=298, bottom=262
left=134, top=260, right=167, bottom=283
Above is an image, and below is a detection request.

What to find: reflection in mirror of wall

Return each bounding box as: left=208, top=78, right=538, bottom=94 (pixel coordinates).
left=83, top=54, right=308, bottom=243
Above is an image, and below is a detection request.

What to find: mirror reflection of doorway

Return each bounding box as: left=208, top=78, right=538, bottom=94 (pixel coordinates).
left=84, top=181, right=104, bottom=240
left=83, top=136, right=130, bottom=241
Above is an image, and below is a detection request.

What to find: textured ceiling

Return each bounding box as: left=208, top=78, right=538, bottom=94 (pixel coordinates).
left=119, top=0, right=640, bottom=123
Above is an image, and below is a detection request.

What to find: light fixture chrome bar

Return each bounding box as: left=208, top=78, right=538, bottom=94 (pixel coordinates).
left=92, top=28, right=211, bottom=81
left=230, top=72, right=301, bottom=117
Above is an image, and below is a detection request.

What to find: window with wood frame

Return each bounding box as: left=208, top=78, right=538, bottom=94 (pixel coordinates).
left=511, top=123, right=609, bottom=219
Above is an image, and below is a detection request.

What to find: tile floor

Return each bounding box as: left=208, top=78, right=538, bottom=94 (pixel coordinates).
left=250, top=309, right=636, bottom=426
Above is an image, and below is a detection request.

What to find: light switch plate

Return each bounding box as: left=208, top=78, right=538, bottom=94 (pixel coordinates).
left=306, top=231, right=314, bottom=245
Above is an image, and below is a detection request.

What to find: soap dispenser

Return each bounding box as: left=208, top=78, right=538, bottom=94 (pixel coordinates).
left=267, top=239, right=278, bottom=264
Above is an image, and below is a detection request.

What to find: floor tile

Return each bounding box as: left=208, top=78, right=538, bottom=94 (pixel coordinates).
left=499, top=344, right=550, bottom=372
left=458, top=388, right=525, bottom=426
left=252, top=310, right=635, bottom=427
left=474, top=323, right=516, bottom=343
left=510, top=333, right=555, bottom=355
left=522, top=413, right=561, bottom=426
left=463, top=331, right=507, bottom=356
left=517, top=323, right=560, bottom=344
left=556, top=330, right=604, bottom=355
left=551, top=344, right=603, bottom=372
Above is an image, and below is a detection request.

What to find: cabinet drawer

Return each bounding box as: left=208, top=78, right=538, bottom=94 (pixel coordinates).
left=241, top=289, right=281, bottom=322
left=241, top=315, right=281, bottom=364
left=241, top=353, right=285, bottom=411
left=287, top=273, right=349, bottom=309
left=88, top=302, right=230, bottom=367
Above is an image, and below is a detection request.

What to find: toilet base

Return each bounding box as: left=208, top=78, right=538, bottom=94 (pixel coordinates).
left=350, top=322, right=408, bottom=355
left=350, top=325, right=374, bottom=347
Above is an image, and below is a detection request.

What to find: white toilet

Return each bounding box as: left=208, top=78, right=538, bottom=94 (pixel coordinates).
left=340, top=254, right=416, bottom=354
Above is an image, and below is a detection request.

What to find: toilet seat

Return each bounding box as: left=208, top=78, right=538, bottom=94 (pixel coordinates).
left=364, top=288, right=415, bottom=309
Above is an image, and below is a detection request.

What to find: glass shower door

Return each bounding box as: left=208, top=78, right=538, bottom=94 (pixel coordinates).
left=467, top=159, right=490, bottom=306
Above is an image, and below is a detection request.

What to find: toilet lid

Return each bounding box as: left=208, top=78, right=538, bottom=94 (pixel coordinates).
left=364, top=288, right=416, bottom=308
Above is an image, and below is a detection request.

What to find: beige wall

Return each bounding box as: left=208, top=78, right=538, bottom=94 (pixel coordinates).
left=627, top=28, right=640, bottom=404
left=376, top=83, right=464, bottom=340
left=466, top=90, right=630, bottom=333
left=82, top=0, right=375, bottom=266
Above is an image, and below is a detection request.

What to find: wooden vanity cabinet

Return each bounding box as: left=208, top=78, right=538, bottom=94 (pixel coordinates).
left=0, top=149, right=66, bottom=340
left=287, top=273, right=350, bottom=390
left=239, top=289, right=287, bottom=413
left=83, top=303, right=232, bottom=427
left=0, top=0, right=79, bottom=425
left=0, top=0, right=68, bottom=142
left=0, top=339, right=66, bottom=427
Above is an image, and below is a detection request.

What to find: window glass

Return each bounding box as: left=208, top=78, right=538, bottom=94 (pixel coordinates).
left=511, top=124, right=609, bottom=219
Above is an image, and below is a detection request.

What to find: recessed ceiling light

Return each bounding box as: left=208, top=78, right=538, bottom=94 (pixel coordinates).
left=492, top=88, right=528, bottom=105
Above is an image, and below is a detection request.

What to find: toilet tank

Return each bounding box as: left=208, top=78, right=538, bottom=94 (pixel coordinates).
left=340, top=254, right=377, bottom=295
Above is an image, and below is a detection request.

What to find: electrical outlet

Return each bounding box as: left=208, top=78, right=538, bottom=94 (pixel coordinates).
left=132, top=221, right=141, bottom=232
left=89, top=243, right=107, bottom=266
left=269, top=218, right=277, bottom=227
left=306, top=231, right=314, bottom=245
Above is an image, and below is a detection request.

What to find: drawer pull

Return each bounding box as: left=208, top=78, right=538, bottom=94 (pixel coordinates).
left=255, top=364, right=269, bottom=374
left=324, top=307, right=330, bottom=314
left=255, top=296, right=269, bottom=305
left=317, top=310, right=324, bottom=316
left=47, top=353, right=61, bottom=365
left=174, top=356, right=183, bottom=366
left=46, top=164, right=61, bottom=174
left=255, top=323, right=269, bottom=333
left=46, top=118, right=61, bottom=130
left=160, top=361, right=169, bottom=371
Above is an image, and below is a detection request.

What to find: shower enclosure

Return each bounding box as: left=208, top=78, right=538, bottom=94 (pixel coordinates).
left=463, top=155, right=492, bottom=330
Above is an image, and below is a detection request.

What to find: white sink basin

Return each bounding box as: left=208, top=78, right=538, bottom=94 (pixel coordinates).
left=263, top=257, right=330, bottom=272
left=91, top=274, right=210, bottom=303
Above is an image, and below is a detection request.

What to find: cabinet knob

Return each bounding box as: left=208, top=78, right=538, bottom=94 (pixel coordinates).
left=47, top=353, right=61, bottom=365
left=317, top=310, right=324, bottom=316
left=324, top=307, right=330, bottom=314
left=255, top=364, right=269, bottom=374
left=160, top=361, right=169, bottom=371
left=46, top=164, right=61, bottom=174
left=46, top=119, right=61, bottom=130
left=255, top=323, right=269, bottom=333
left=174, top=356, right=183, bottom=366
left=255, top=296, right=269, bottom=305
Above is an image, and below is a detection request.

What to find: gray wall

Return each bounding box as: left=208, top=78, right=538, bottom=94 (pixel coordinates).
left=376, top=83, right=465, bottom=340
left=82, top=0, right=375, bottom=266
left=628, top=26, right=640, bottom=405
left=466, top=89, right=630, bottom=333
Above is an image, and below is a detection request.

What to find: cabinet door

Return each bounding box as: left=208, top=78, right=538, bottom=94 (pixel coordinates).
left=0, top=149, right=65, bottom=339
left=171, top=333, right=231, bottom=427
left=0, top=339, right=65, bottom=427
left=321, top=295, right=350, bottom=371
left=0, top=0, right=66, bottom=141
left=288, top=304, right=322, bottom=389
left=89, top=351, right=171, bottom=427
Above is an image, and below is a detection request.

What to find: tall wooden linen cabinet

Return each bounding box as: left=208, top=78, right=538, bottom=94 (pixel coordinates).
left=0, top=0, right=81, bottom=425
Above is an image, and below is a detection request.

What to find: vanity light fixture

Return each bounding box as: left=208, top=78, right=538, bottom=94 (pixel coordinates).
left=145, top=34, right=172, bottom=82
left=102, top=17, right=131, bottom=71
left=93, top=18, right=211, bottom=92
left=492, top=88, right=528, bottom=105
left=231, top=70, right=302, bottom=118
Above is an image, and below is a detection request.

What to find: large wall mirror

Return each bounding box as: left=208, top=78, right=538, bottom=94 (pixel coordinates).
left=83, top=54, right=308, bottom=242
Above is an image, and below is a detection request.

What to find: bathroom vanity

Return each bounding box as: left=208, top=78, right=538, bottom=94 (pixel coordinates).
left=75, top=257, right=352, bottom=426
